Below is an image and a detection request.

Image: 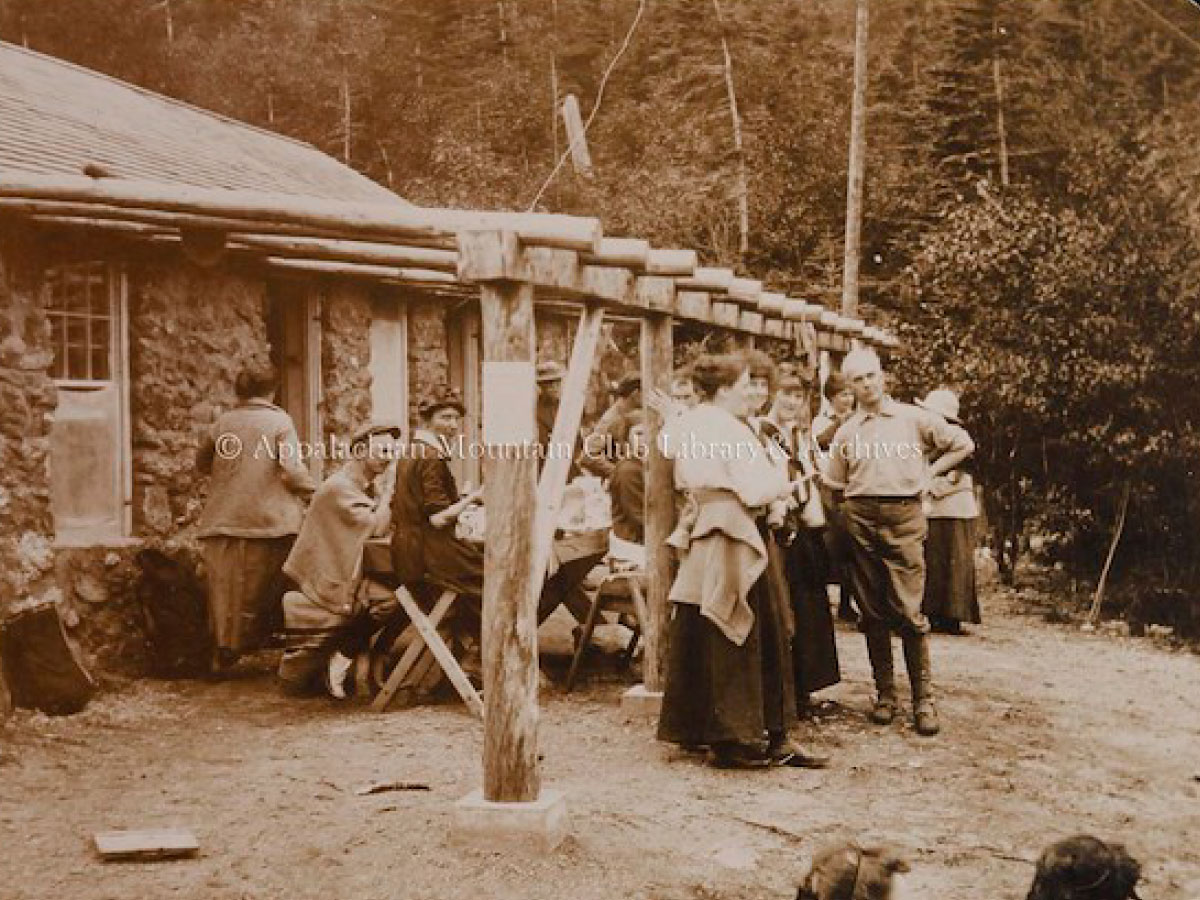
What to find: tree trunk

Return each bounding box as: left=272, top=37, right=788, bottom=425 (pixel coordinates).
left=712, top=0, right=750, bottom=259
left=992, top=12, right=1010, bottom=187
left=841, top=0, right=870, bottom=317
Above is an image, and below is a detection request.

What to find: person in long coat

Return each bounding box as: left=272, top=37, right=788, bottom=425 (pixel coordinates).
left=657, top=352, right=826, bottom=770
left=389, top=389, right=483, bottom=603
left=196, top=363, right=316, bottom=672
left=759, top=368, right=841, bottom=712
left=915, top=389, right=982, bottom=634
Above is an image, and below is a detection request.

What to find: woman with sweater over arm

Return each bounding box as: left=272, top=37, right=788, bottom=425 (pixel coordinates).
left=657, top=353, right=827, bottom=770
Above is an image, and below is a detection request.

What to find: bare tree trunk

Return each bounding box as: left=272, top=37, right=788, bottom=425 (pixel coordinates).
left=841, top=0, right=870, bottom=317
left=341, top=62, right=352, bottom=163
left=992, top=12, right=1011, bottom=187
left=712, top=0, right=750, bottom=259
left=498, top=1, right=509, bottom=66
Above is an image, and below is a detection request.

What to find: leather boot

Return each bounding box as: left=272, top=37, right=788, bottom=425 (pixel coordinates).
left=902, top=632, right=940, bottom=736
left=864, top=627, right=897, bottom=725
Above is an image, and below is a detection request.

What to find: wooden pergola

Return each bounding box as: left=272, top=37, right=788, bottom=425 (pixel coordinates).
left=0, top=172, right=897, bottom=822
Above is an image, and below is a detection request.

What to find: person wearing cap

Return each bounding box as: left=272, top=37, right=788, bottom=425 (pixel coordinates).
left=390, top=388, right=484, bottom=604
left=824, top=348, right=974, bottom=736
left=196, top=362, right=317, bottom=673
left=278, top=422, right=402, bottom=697
left=915, top=388, right=982, bottom=635
left=584, top=372, right=642, bottom=475
left=814, top=369, right=860, bottom=623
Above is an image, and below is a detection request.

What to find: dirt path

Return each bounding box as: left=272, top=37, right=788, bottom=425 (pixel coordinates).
left=2, top=587, right=1198, bottom=900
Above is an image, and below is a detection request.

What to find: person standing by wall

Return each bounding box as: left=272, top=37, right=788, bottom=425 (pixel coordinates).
left=813, top=370, right=859, bottom=623
left=196, top=363, right=316, bottom=673
left=823, top=349, right=974, bottom=736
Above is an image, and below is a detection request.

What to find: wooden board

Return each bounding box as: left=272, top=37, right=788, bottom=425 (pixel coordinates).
left=94, top=828, right=199, bottom=861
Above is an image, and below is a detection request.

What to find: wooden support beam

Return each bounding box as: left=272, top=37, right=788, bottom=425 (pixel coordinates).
left=727, top=277, right=762, bottom=308
left=640, top=312, right=675, bottom=691
left=29, top=214, right=168, bottom=236
left=0, top=172, right=603, bottom=252
left=676, top=290, right=713, bottom=323
left=580, top=237, right=650, bottom=269
left=763, top=317, right=785, bottom=339
left=634, top=276, right=677, bottom=314
left=712, top=300, right=740, bottom=329
left=757, top=291, right=787, bottom=315
left=264, top=257, right=456, bottom=283
left=478, top=267, right=541, bottom=804
left=531, top=303, right=605, bottom=593
left=644, top=248, right=697, bottom=277
left=676, top=266, right=734, bottom=293
left=578, top=265, right=636, bottom=305
left=458, top=230, right=526, bottom=282
left=739, top=309, right=764, bottom=335
left=232, top=233, right=458, bottom=271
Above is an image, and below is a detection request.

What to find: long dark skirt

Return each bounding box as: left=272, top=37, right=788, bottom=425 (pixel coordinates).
left=922, top=517, right=981, bottom=624
left=658, top=568, right=796, bottom=748
left=201, top=535, right=293, bottom=654
left=784, top=528, right=841, bottom=696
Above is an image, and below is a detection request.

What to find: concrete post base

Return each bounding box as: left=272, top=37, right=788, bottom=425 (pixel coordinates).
left=451, top=788, right=569, bottom=853
left=621, top=683, right=663, bottom=721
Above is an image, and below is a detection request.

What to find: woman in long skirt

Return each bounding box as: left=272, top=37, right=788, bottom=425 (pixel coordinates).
left=657, top=353, right=825, bottom=770
left=915, top=389, right=982, bottom=634
left=196, top=363, right=316, bottom=671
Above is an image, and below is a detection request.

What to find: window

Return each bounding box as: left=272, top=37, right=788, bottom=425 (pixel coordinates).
left=46, top=262, right=131, bottom=544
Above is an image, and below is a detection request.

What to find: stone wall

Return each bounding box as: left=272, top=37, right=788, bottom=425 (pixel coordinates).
left=321, top=282, right=373, bottom=449
left=129, top=259, right=270, bottom=539
left=407, top=297, right=449, bottom=421
left=0, top=235, right=59, bottom=625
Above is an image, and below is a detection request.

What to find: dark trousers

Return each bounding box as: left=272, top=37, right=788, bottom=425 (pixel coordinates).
left=844, top=497, right=930, bottom=636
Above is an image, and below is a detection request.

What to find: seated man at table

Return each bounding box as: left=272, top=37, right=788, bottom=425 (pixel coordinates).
left=278, top=422, right=402, bottom=698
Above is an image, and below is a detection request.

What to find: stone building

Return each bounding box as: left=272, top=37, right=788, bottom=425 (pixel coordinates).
left=0, top=42, right=594, bottom=678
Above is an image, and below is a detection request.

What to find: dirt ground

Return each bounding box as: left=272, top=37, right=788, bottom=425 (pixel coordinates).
left=2, top=583, right=1199, bottom=900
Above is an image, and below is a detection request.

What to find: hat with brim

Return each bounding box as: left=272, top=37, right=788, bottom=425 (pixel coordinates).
left=536, top=361, right=567, bottom=383
left=350, top=421, right=404, bottom=448
left=417, top=388, right=466, bottom=420
left=915, top=388, right=961, bottom=424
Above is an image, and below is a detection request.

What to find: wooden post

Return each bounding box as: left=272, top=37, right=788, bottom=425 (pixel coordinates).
left=478, top=269, right=541, bottom=804
left=532, top=303, right=605, bottom=580
left=841, top=0, right=870, bottom=317
left=641, top=312, right=675, bottom=690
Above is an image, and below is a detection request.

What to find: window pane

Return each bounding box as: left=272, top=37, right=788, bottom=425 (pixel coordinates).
left=66, top=315, right=88, bottom=345
left=66, top=346, right=88, bottom=380
left=91, top=347, right=110, bottom=381
left=90, top=279, right=110, bottom=316
left=91, top=316, right=109, bottom=351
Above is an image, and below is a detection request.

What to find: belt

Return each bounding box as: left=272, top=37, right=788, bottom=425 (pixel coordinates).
left=849, top=495, right=919, bottom=504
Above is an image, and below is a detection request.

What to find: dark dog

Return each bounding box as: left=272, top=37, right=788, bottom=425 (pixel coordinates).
left=1026, top=835, right=1142, bottom=900
left=797, top=843, right=911, bottom=900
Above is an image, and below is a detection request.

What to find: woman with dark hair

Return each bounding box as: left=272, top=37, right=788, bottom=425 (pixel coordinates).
left=389, top=389, right=484, bottom=602
left=196, top=362, right=316, bottom=672
left=759, top=367, right=841, bottom=715
left=658, top=353, right=823, bottom=769
left=814, top=370, right=859, bottom=623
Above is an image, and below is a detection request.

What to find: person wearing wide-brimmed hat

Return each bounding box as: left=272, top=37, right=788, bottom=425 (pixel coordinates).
left=823, top=349, right=974, bottom=736
left=390, top=388, right=484, bottom=605
left=278, top=421, right=402, bottom=697
left=584, top=372, right=642, bottom=476
left=915, top=388, right=982, bottom=635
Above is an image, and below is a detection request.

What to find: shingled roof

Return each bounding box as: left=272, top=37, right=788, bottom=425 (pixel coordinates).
left=0, top=41, right=407, bottom=208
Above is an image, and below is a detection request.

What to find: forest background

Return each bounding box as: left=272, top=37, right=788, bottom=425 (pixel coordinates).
left=4, top=0, right=1200, bottom=615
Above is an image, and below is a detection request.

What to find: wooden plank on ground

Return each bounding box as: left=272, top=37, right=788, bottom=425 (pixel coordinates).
left=94, top=828, right=199, bottom=861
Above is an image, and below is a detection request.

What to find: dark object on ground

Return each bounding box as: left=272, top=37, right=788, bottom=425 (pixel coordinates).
left=1026, top=835, right=1141, bottom=900
left=798, top=842, right=910, bottom=900
left=136, top=549, right=213, bottom=677
left=93, top=827, right=199, bottom=861
left=354, top=781, right=431, bottom=795
left=0, top=603, right=95, bottom=715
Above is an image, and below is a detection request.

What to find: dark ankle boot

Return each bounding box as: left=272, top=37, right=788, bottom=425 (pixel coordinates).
left=902, top=632, right=940, bottom=736
left=864, top=627, right=897, bottom=725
